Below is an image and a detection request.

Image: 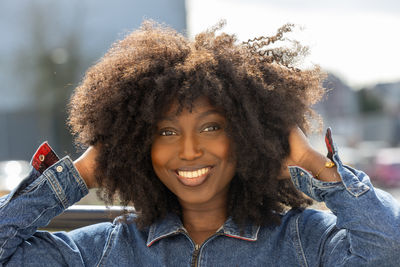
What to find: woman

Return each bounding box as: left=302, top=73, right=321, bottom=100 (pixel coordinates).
left=1, top=21, right=399, bottom=266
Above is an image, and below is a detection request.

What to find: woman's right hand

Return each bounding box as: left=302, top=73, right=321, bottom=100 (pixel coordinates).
left=73, top=146, right=99, bottom=189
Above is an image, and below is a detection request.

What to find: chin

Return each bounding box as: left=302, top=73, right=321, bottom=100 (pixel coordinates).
left=176, top=189, right=223, bottom=207
left=179, top=195, right=212, bottom=205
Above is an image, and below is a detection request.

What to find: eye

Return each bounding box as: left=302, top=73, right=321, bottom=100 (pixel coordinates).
left=202, top=125, right=221, bottom=132
left=159, top=129, right=177, bottom=136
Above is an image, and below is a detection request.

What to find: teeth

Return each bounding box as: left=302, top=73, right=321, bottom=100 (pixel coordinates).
left=178, top=167, right=210, bottom=179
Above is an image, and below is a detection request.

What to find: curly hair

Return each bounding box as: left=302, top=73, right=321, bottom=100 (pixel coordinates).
left=68, top=20, right=325, bottom=228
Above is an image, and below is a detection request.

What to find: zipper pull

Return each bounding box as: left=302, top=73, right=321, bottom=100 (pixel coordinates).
left=191, top=244, right=201, bottom=267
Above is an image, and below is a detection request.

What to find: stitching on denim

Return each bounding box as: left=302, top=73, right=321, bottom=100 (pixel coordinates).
left=0, top=227, right=18, bottom=259
left=147, top=225, right=156, bottom=246
left=312, top=180, right=343, bottom=189
left=22, top=203, right=59, bottom=229
left=330, top=231, right=348, bottom=265
left=336, top=163, right=370, bottom=197
left=20, top=204, right=59, bottom=230
left=197, top=231, right=231, bottom=266
left=147, top=229, right=182, bottom=247
left=44, top=172, right=67, bottom=209
left=18, top=177, right=46, bottom=195
left=295, top=215, right=309, bottom=267
left=344, top=183, right=370, bottom=197
left=0, top=203, right=59, bottom=260
left=222, top=225, right=260, bottom=241
left=96, top=224, right=119, bottom=267
left=0, top=178, right=47, bottom=209
left=63, top=157, right=89, bottom=194
left=0, top=194, right=13, bottom=209
left=290, top=166, right=344, bottom=191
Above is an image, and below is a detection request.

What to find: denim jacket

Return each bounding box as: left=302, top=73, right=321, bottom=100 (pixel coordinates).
left=1, top=139, right=400, bottom=266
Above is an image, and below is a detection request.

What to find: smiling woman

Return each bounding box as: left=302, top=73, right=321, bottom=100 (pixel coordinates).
left=68, top=20, right=321, bottom=231
left=151, top=99, right=235, bottom=196
left=151, top=99, right=237, bottom=243
left=1, top=20, right=400, bottom=266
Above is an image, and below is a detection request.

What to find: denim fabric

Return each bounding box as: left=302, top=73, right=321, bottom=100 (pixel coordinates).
left=1, top=146, right=400, bottom=266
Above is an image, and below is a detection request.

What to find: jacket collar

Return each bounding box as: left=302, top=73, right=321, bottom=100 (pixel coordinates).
left=146, top=213, right=260, bottom=247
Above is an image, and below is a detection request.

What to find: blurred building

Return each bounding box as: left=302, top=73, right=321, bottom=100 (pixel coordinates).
left=315, top=73, right=400, bottom=146
left=315, top=73, right=359, bottom=142
left=0, top=0, right=186, bottom=161
left=362, top=81, right=400, bottom=145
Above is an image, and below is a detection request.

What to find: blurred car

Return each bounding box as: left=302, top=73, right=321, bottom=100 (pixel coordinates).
left=372, top=148, right=400, bottom=187
left=0, top=160, right=31, bottom=196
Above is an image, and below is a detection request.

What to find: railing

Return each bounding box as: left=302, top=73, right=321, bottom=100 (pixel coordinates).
left=43, top=205, right=125, bottom=231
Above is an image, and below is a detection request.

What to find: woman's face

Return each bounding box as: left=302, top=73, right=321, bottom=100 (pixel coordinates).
left=151, top=98, right=236, bottom=207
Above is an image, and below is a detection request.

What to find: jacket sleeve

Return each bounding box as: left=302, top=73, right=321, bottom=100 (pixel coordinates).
left=0, top=156, right=110, bottom=266
left=289, top=134, right=400, bottom=266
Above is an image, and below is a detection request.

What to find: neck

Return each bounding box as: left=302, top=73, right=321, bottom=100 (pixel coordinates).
left=180, top=198, right=227, bottom=245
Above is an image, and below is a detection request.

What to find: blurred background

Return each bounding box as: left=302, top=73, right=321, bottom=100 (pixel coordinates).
left=1, top=0, right=400, bottom=202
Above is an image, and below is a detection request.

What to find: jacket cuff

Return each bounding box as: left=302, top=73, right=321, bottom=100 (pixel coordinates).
left=289, top=128, right=370, bottom=202
left=41, top=156, right=89, bottom=209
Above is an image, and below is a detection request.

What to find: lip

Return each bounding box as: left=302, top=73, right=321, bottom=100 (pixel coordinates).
left=176, top=165, right=212, bottom=171
left=173, top=166, right=214, bottom=187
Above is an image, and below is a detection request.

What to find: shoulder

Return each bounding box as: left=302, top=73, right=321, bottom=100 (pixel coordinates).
left=282, top=207, right=336, bottom=224
left=269, top=208, right=338, bottom=245
left=280, top=208, right=341, bottom=264
left=285, top=208, right=342, bottom=257
left=67, top=221, right=118, bottom=248
left=301, top=209, right=337, bottom=235
left=258, top=208, right=337, bottom=240
left=67, top=212, right=144, bottom=244
left=65, top=212, right=148, bottom=263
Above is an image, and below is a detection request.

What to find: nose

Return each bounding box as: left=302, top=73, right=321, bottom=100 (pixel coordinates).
left=178, top=134, right=203, bottom=161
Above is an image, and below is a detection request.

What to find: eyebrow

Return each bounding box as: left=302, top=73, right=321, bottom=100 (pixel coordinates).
left=159, top=109, right=222, bottom=122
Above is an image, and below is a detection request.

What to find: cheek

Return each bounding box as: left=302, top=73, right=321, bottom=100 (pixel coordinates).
left=150, top=142, right=170, bottom=172
left=210, top=137, right=236, bottom=177
left=212, top=136, right=232, bottom=160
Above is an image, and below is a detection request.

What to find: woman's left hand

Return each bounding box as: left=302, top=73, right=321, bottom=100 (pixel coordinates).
left=279, top=127, right=314, bottom=179
left=279, top=127, right=341, bottom=182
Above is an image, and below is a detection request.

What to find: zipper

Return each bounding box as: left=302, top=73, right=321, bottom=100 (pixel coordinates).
left=191, top=244, right=200, bottom=267
left=183, top=230, right=223, bottom=267
left=176, top=229, right=201, bottom=267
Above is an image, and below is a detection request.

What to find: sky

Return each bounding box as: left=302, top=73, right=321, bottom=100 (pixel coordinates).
left=187, top=0, right=400, bottom=88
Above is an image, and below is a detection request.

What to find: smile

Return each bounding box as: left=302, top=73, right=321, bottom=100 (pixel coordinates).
left=174, top=166, right=213, bottom=187
left=177, top=167, right=211, bottom=179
